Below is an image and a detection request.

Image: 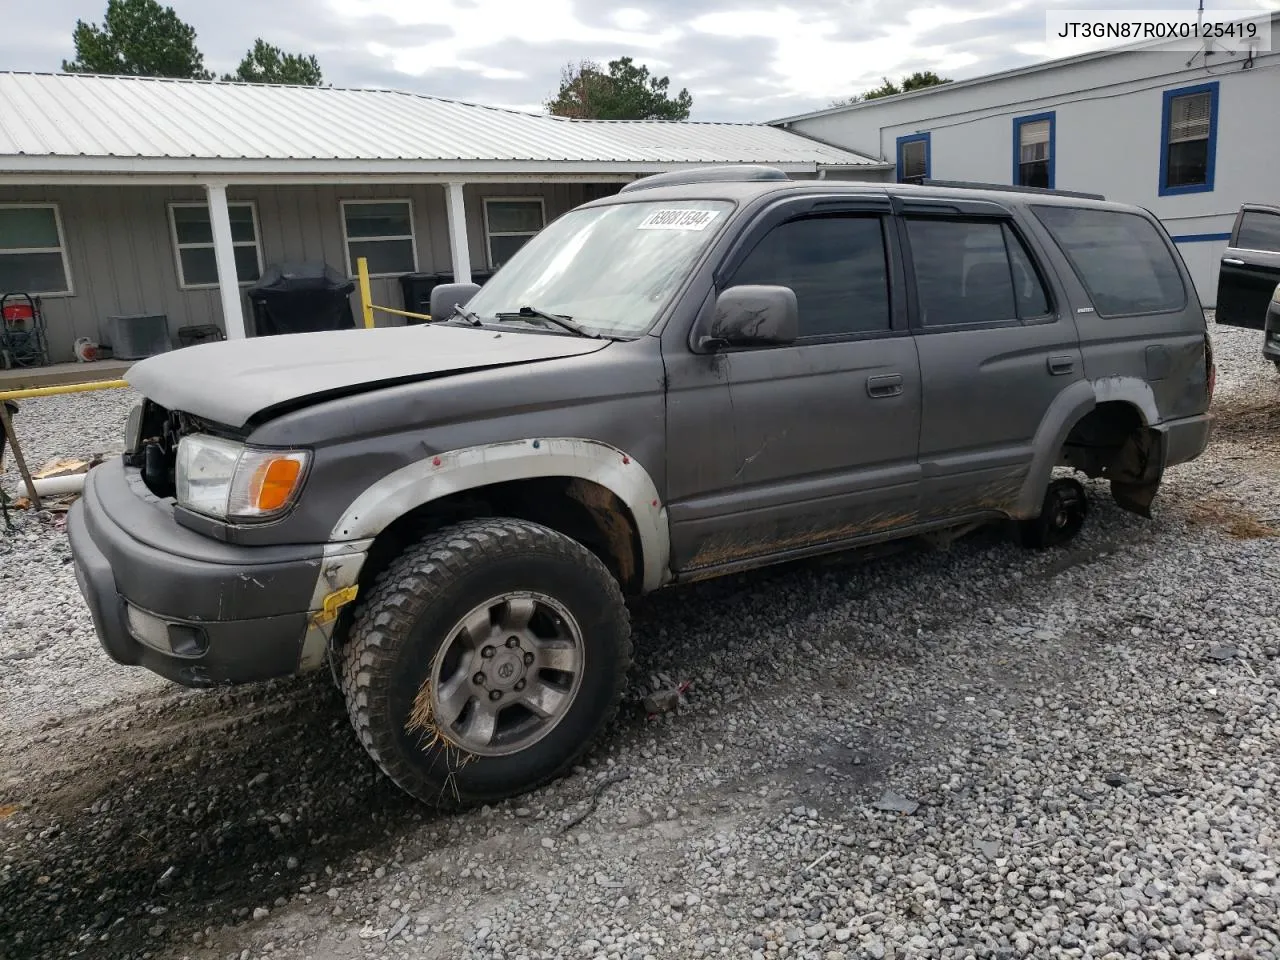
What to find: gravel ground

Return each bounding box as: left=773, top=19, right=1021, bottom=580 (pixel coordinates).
left=2, top=322, right=1279, bottom=960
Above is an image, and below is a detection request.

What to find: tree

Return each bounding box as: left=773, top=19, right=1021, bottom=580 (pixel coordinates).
left=545, top=57, right=692, bottom=121
left=62, top=0, right=211, bottom=80
left=831, top=70, right=952, bottom=107
left=223, top=38, right=323, bottom=86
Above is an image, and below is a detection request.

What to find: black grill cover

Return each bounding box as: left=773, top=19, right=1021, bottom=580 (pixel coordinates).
left=248, top=262, right=356, bottom=336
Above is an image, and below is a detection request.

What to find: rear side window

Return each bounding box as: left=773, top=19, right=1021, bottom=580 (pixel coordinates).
left=1236, top=210, right=1280, bottom=252
left=1032, top=205, right=1185, bottom=317
left=905, top=219, right=1051, bottom=327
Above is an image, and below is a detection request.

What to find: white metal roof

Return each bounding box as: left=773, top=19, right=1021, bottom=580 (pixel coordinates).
left=0, top=72, right=881, bottom=178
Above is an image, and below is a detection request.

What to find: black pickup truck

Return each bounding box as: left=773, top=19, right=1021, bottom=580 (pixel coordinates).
left=1214, top=203, right=1280, bottom=364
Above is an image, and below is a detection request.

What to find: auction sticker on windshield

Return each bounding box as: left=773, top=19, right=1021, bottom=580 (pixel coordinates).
left=637, top=209, right=722, bottom=231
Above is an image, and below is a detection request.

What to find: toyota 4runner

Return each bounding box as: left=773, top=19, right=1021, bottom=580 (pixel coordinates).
left=68, top=168, right=1215, bottom=807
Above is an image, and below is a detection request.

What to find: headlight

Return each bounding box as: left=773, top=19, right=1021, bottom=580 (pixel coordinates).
left=175, top=434, right=310, bottom=520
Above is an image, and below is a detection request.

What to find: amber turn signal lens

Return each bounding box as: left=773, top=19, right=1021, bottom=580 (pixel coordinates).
left=249, top=457, right=304, bottom=513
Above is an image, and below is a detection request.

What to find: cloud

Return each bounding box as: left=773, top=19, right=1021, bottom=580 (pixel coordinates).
left=6, top=0, right=1271, bottom=123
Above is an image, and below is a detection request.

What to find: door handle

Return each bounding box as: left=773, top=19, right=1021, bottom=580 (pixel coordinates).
left=867, top=373, right=903, bottom=398
left=1223, top=257, right=1245, bottom=266
left=1047, top=355, right=1075, bottom=375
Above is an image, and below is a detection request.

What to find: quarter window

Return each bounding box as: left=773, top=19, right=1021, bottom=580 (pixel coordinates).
left=729, top=215, right=891, bottom=338
left=1236, top=210, right=1280, bottom=253
left=484, top=199, right=546, bottom=268
left=906, top=219, right=1050, bottom=327
left=1161, top=83, right=1218, bottom=195
left=0, top=204, right=72, bottom=296
left=341, top=200, right=417, bottom=277
left=1033, top=205, right=1185, bottom=317
left=168, top=202, right=262, bottom=288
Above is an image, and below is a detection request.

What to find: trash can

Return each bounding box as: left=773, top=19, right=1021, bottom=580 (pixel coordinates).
left=398, top=272, right=441, bottom=322
left=399, top=271, right=495, bottom=322
left=248, top=262, right=355, bottom=337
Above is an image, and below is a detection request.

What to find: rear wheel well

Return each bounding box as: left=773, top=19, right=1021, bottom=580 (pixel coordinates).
left=1060, top=401, right=1145, bottom=475
left=349, top=477, right=643, bottom=628
left=1059, top=401, right=1164, bottom=515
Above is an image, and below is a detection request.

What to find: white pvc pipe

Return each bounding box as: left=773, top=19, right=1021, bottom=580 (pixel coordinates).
left=32, top=473, right=86, bottom=496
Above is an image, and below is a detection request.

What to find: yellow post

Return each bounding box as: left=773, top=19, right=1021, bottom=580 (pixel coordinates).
left=357, top=256, right=376, bottom=329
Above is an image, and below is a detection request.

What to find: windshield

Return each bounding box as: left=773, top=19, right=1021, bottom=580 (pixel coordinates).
left=461, top=199, right=735, bottom=338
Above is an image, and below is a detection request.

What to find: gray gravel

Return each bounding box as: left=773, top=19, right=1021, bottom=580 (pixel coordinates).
left=1, top=322, right=1278, bottom=960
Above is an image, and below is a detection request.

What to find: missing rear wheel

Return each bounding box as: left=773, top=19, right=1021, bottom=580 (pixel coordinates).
left=1019, top=477, right=1088, bottom=549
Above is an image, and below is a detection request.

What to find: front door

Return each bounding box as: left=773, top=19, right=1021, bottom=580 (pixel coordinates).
left=664, top=198, right=921, bottom=573
left=1216, top=204, right=1280, bottom=330
left=902, top=211, right=1084, bottom=520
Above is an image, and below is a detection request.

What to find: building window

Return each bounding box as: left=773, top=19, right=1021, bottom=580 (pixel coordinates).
left=0, top=204, right=72, bottom=296
left=1160, top=82, right=1218, bottom=196
left=341, top=199, right=417, bottom=277
left=168, top=202, right=262, bottom=289
left=484, top=198, right=546, bottom=268
left=1013, top=112, right=1055, bottom=189
left=896, top=133, right=931, bottom=184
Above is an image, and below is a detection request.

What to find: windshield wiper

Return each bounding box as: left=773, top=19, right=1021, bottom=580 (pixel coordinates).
left=494, top=305, right=600, bottom=339
left=448, top=302, right=483, bottom=326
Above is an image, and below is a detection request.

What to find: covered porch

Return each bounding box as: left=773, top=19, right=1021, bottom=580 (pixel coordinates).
left=0, top=70, right=888, bottom=363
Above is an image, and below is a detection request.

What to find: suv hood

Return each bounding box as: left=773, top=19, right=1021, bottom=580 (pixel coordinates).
left=126, top=324, right=611, bottom=428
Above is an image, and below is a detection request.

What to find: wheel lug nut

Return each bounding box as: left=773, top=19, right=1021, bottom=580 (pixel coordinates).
left=489, top=690, right=502, bottom=701
left=523, top=652, right=535, bottom=665
left=481, top=646, right=495, bottom=658
left=514, top=679, right=526, bottom=691
left=506, top=636, right=520, bottom=648
left=473, top=672, right=485, bottom=685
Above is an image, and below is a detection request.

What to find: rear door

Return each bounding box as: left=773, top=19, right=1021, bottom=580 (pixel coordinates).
left=899, top=197, right=1084, bottom=522
left=1216, top=204, right=1280, bottom=330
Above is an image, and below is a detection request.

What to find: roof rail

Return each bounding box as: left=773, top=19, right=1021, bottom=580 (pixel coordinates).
left=919, top=179, right=1106, bottom=201
left=619, top=165, right=790, bottom=194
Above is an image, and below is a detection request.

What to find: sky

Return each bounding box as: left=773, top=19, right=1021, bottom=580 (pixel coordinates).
left=2, top=0, right=1276, bottom=121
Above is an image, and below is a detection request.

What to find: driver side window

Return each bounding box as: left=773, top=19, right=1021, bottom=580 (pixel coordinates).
left=727, top=215, right=891, bottom=339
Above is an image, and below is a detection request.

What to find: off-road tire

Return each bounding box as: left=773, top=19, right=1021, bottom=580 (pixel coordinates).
left=1018, top=477, right=1088, bottom=549
left=340, top=518, right=631, bottom=808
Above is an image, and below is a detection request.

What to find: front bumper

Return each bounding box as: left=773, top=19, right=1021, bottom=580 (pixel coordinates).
left=67, top=460, right=351, bottom=688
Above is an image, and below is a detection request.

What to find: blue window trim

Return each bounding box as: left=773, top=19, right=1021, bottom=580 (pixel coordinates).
left=1159, top=81, right=1219, bottom=197
left=896, top=132, right=931, bottom=183
left=1012, top=111, right=1055, bottom=189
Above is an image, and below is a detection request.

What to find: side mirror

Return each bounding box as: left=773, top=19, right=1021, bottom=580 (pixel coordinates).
left=699, top=285, right=799, bottom=350
left=429, top=282, right=481, bottom=322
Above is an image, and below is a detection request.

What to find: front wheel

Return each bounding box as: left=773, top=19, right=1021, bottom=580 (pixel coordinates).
left=340, top=518, right=632, bottom=808
left=1018, top=477, right=1088, bottom=549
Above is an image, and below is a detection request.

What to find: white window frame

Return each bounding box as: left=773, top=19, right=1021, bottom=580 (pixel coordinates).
left=483, top=197, right=546, bottom=269
left=167, top=200, right=263, bottom=291
left=340, top=198, right=419, bottom=278
left=0, top=202, right=74, bottom=297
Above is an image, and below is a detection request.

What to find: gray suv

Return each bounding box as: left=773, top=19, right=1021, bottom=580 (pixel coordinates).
left=68, top=168, right=1215, bottom=807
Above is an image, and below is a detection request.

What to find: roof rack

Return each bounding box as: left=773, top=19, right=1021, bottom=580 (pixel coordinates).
left=619, top=165, right=790, bottom=193
left=919, top=179, right=1105, bottom=201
